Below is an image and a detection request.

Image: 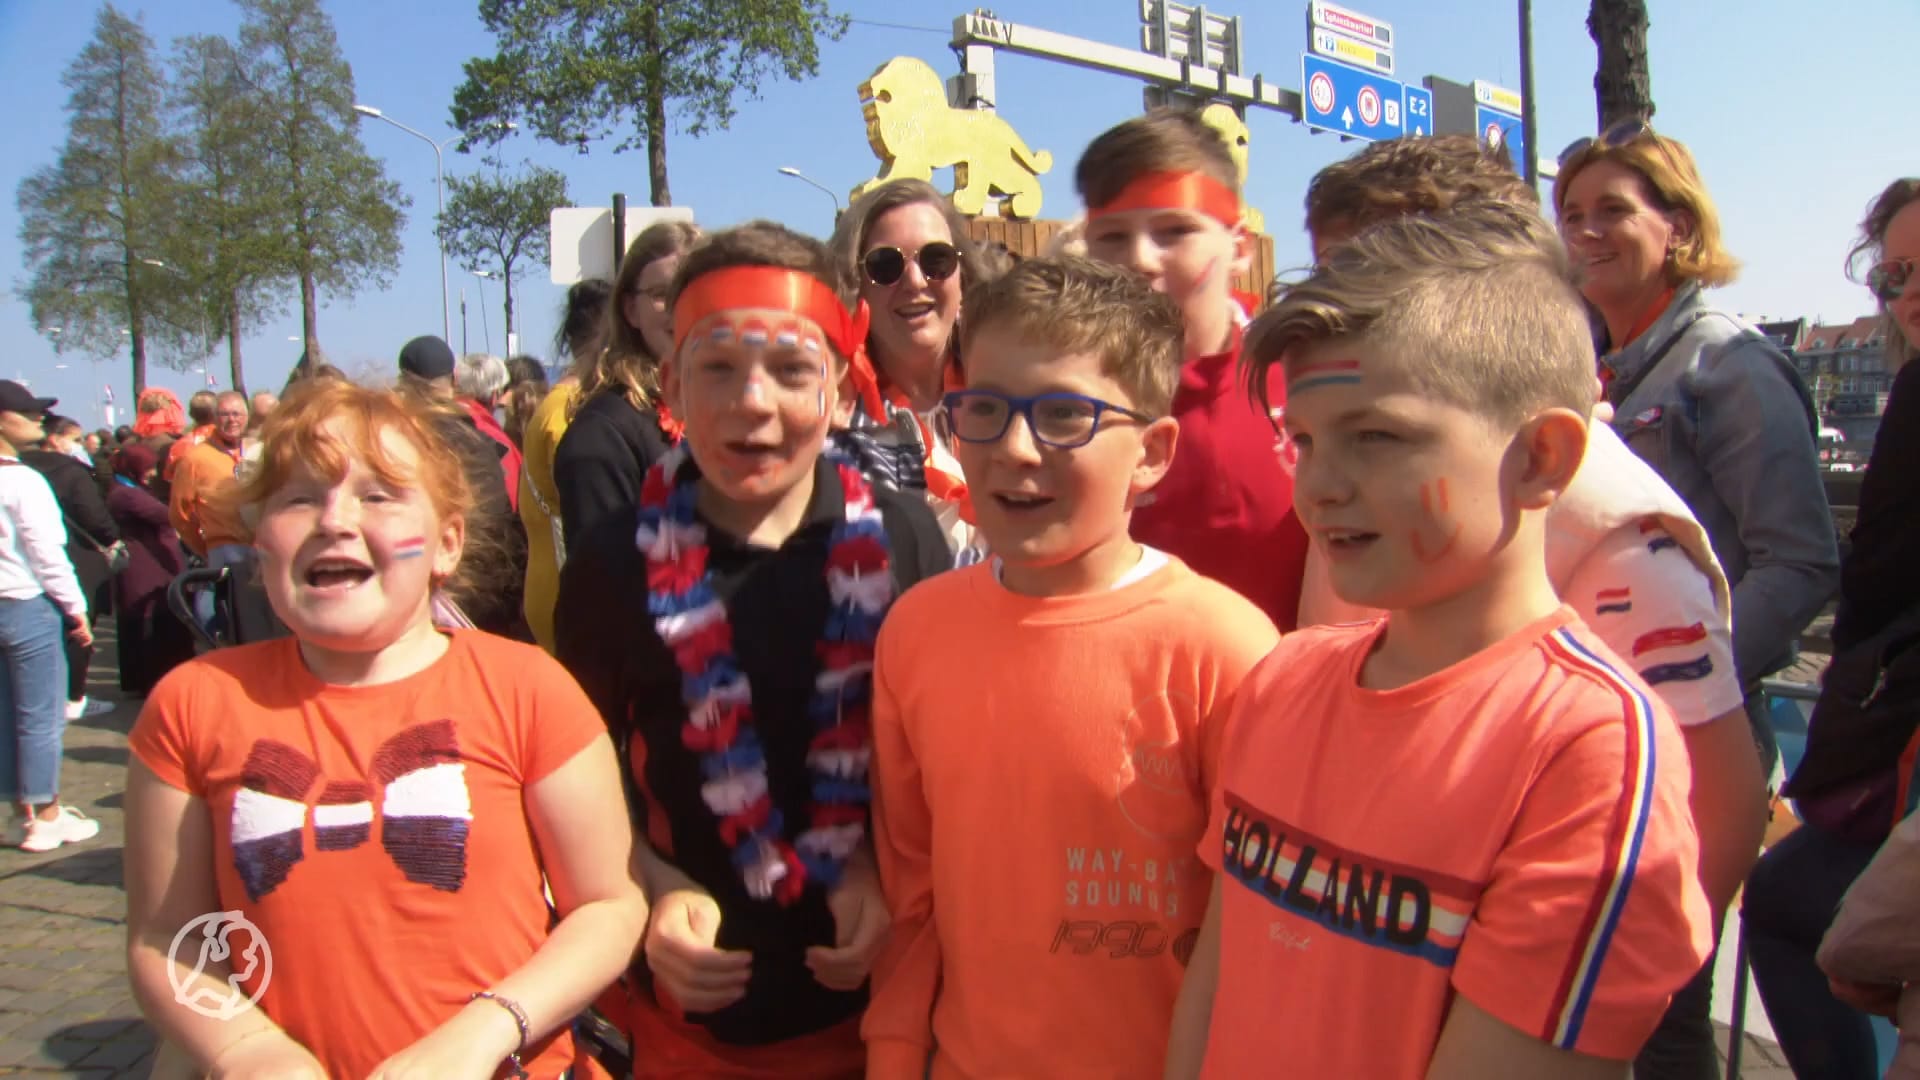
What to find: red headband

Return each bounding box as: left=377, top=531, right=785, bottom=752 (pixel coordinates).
left=672, top=266, right=869, bottom=358
left=1086, top=170, right=1241, bottom=228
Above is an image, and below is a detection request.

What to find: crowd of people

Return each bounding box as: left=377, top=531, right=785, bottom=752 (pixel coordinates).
left=0, top=111, right=1913, bottom=1080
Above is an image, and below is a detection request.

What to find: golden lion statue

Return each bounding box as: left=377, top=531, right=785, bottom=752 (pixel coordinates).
left=851, top=57, right=1053, bottom=219
left=1200, top=103, right=1265, bottom=234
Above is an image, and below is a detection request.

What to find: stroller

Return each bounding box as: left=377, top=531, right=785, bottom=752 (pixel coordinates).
left=163, top=563, right=638, bottom=1077
left=166, top=560, right=288, bottom=651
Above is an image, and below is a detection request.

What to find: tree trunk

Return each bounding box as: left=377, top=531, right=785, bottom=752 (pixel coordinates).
left=300, top=270, right=319, bottom=370
left=1588, top=0, right=1654, bottom=129
left=128, top=293, right=147, bottom=395
left=227, top=298, right=246, bottom=397
left=642, top=4, right=670, bottom=206
left=502, top=276, right=515, bottom=351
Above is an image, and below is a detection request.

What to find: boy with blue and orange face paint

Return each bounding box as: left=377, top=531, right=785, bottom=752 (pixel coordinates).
left=1164, top=201, right=1712, bottom=1079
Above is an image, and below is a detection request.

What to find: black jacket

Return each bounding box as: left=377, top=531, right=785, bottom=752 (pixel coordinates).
left=1835, top=359, right=1920, bottom=648
left=554, top=453, right=949, bottom=1047
left=552, top=391, right=672, bottom=547
left=429, top=411, right=530, bottom=641
left=22, top=449, right=119, bottom=596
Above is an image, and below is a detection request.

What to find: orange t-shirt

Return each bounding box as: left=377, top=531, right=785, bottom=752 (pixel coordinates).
left=1198, top=608, right=1711, bottom=1077
left=167, top=436, right=247, bottom=555
left=866, top=556, right=1280, bottom=1078
left=128, top=631, right=608, bottom=1080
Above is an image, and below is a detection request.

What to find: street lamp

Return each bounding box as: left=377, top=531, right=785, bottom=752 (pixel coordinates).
left=778, top=167, right=842, bottom=214
left=471, top=270, right=495, bottom=354
left=354, top=105, right=517, bottom=345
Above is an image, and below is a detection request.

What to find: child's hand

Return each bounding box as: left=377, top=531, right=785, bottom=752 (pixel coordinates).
left=644, top=887, right=753, bottom=1012
left=806, top=853, right=892, bottom=991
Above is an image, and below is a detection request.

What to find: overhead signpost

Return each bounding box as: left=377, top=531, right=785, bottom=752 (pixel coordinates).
left=1301, top=53, right=1404, bottom=141
left=1472, top=79, right=1526, bottom=178
left=1403, top=84, right=1433, bottom=136
left=1139, top=0, right=1249, bottom=110
left=950, top=9, right=1302, bottom=119
left=1301, top=1, right=1404, bottom=143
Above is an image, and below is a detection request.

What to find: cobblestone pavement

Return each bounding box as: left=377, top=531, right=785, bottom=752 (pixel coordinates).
left=0, top=628, right=1805, bottom=1078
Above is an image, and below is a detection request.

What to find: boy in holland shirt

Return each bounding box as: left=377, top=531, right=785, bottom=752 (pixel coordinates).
left=864, top=257, right=1279, bottom=1078
left=1164, top=202, right=1712, bottom=1079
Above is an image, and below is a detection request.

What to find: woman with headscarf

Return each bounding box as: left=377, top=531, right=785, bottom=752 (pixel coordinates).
left=104, top=444, right=193, bottom=697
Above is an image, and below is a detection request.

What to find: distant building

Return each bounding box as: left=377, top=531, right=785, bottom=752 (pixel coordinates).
left=1789, top=316, right=1892, bottom=457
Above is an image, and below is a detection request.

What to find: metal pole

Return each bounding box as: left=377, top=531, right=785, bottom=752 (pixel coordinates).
left=613, top=192, right=628, bottom=273
left=475, top=274, right=492, bottom=354
left=433, top=144, right=450, bottom=343
left=459, top=288, right=468, bottom=356
left=1519, top=0, right=1539, bottom=187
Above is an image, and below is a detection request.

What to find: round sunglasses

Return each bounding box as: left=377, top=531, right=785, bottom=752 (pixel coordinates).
left=862, top=242, right=960, bottom=287
left=1868, top=257, right=1915, bottom=303
left=1557, top=117, right=1654, bottom=169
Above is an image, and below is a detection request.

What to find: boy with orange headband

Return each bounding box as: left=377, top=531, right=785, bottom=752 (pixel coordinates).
left=555, top=222, right=951, bottom=1077
left=1078, top=109, right=1310, bottom=629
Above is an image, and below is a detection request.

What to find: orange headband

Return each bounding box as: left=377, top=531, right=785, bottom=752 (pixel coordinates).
left=672, top=266, right=869, bottom=358
left=1086, top=170, right=1241, bottom=227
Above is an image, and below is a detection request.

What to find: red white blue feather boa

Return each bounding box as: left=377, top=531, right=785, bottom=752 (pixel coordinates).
left=636, top=444, right=893, bottom=904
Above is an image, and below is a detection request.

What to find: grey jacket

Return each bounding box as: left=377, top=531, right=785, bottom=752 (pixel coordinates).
left=1604, top=283, right=1840, bottom=685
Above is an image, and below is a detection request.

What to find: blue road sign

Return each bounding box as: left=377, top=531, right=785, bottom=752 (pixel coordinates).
left=1475, top=105, right=1527, bottom=177
left=1301, top=52, right=1405, bottom=142
left=1403, top=85, right=1433, bottom=137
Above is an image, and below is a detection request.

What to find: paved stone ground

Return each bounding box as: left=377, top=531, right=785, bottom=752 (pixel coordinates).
left=0, top=627, right=1805, bottom=1078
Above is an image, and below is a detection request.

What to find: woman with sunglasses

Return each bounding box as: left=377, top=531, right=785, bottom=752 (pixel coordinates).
left=1744, top=177, right=1920, bottom=1080
left=828, top=180, right=993, bottom=563
left=1555, top=123, right=1840, bottom=1078
left=553, top=220, right=701, bottom=547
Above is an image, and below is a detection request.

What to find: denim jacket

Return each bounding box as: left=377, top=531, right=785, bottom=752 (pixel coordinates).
left=1604, top=283, right=1839, bottom=685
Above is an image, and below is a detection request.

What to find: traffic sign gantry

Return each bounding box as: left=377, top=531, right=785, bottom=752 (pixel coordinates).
left=1403, top=84, right=1433, bottom=137
left=1301, top=53, right=1405, bottom=142
left=1470, top=80, right=1526, bottom=177
left=1308, top=1, right=1392, bottom=48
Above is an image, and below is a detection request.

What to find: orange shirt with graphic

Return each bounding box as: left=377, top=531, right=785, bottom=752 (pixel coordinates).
left=866, top=557, right=1279, bottom=1078
left=1199, top=609, right=1711, bottom=1078
left=128, top=631, right=607, bottom=1080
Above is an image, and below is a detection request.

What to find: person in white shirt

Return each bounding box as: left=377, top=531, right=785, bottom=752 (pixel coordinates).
left=0, top=381, right=99, bottom=852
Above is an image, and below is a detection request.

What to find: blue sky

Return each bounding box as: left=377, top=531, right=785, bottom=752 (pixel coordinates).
left=3, top=0, right=1915, bottom=428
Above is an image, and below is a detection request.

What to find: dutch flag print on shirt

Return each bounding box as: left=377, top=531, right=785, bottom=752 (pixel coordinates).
left=228, top=720, right=473, bottom=901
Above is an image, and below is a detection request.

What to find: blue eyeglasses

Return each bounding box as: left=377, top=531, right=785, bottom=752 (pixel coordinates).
left=940, top=389, right=1156, bottom=450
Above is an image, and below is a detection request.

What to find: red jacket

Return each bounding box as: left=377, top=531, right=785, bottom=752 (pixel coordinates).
left=461, top=399, right=523, bottom=513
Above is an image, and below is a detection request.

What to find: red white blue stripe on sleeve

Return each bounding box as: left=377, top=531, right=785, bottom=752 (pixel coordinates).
left=1539, top=629, right=1659, bottom=1051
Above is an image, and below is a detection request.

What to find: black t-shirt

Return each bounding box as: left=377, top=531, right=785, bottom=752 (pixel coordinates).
left=554, top=452, right=949, bottom=1046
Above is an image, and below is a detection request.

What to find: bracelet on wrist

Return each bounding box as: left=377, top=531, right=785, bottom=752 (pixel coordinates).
left=470, top=991, right=530, bottom=1079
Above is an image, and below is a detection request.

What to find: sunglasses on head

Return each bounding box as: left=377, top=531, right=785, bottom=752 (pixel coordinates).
left=1557, top=117, right=1656, bottom=169
left=862, top=242, right=960, bottom=287
left=1869, top=257, right=1916, bottom=303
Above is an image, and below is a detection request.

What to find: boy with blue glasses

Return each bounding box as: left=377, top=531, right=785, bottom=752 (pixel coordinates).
left=863, top=257, right=1279, bottom=1077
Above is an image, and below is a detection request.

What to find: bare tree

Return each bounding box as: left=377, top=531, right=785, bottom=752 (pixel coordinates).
left=1588, top=0, right=1654, bottom=129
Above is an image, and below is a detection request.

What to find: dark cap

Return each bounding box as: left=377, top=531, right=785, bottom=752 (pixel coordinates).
left=397, top=335, right=456, bottom=380
left=0, top=380, right=56, bottom=416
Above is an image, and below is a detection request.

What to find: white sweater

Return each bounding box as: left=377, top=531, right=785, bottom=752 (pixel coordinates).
left=0, top=457, right=86, bottom=621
